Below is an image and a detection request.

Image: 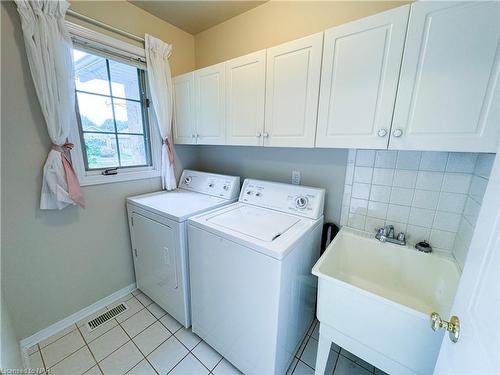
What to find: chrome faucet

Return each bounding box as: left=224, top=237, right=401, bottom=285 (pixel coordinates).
left=375, top=225, right=406, bottom=246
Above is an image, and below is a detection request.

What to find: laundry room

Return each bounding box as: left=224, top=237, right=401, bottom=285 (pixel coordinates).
left=1, top=1, right=499, bottom=375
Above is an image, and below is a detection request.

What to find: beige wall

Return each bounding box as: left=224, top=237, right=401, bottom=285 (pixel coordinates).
left=0, top=1, right=197, bottom=339
left=195, top=1, right=409, bottom=68
left=69, top=0, right=196, bottom=76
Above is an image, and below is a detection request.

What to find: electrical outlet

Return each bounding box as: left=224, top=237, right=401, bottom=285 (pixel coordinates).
left=291, top=170, right=301, bottom=185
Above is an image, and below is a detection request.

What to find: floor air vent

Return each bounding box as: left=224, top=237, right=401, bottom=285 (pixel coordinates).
left=87, top=303, right=128, bottom=331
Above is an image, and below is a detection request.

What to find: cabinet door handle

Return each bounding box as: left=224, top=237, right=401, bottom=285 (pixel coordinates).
left=191, top=134, right=196, bottom=138
left=134, top=248, right=138, bottom=258
left=256, top=132, right=262, bottom=138
left=392, top=129, right=403, bottom=138
left=377, top=129, right=388, bottom=137
left=263, top=132, right=269, bottom=138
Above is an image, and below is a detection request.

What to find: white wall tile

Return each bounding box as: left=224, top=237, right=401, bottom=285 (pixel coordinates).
left=350, top=198, right=368, bottom=216
left=352, top=183, right=370, bottom=200
left=365, top=217, right=385, bottom=233
left=474, top=153, right=495, bottom=178
left=469, top=176, right=488, bottom=204
left=390, top=187, right=414, bottom=206
left=348, top=213, right=366, bottom=230
left=415, top=171, right=444, bottom=191
left=406, top=225, right=431, bottom=244
left=348, top=149, right=356, bottom=164
left=342, top=185, right=352, bottom=206
left=367, top=201, right=388, bottom=219
left=393, top=170, right=417, bottom=188
left=437, top=192, right=467, bottom=214
left=408, top=207, right=435, bottom=228
left=419, top=152, right=448, bottom=172
left=446, top=153, right=477, bottom=173
left=369, top=185, right=391, bottom=203
left=355, top=150, right=376, bottom=167
left=372, top=168, right=394, bottom=186
left=354, top=167, right=373, bottom=184
left=345, top=165, right=354, bottom=185
left=396, top=151, right=421, bottom=170
left=386, top=204, right=410, bottom=223
left=433, top=211, right=461, bottom=233
left=442, top=173, right=472, bottom=194
left=430, top=230, right=455, bottom=251
left=375, top=151, right=397, bottom=168
left=412, top=189, right=440, bottom=210
left=463, top=197, right=481, bottom=226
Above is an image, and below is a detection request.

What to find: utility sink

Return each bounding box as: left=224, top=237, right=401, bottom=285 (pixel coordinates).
left=312, top=227, right=460, bottom=375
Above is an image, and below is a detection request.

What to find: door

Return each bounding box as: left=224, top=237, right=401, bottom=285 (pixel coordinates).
left=433, top=148, right=500, bottom=374
left=316, top=6, right=409, bottom=149
left=390, top=2, right=500, bottom=152
left=225, top=50, right=266, bottom=146
left=264, top=32, right=323, bottom=148
left=173, top=72, right=195, bottom=144
left=194, top=63, right=226, bottom=145
left=130, top=213, right=178, bottom=309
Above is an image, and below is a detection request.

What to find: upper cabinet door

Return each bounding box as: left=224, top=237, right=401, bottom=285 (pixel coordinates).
left=264, top=33, right=323, bottom=148
left=316, top=6, right=409, bottom=150
left=173, top=72, right=195, bottom=145
left=390, top=2, right=500, bottom=152
left=194, top=63, right=226, bottom=145
left=225, top=50, right=266, bottom=146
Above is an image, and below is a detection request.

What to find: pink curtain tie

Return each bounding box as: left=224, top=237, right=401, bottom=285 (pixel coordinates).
left=52, top=142, right=85, bottom=208
left=164, top=138, right=175, bottom=164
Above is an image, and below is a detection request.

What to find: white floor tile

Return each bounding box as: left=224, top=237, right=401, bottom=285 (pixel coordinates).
left=27, top=344, right=39, bottom=355
left=340, top=349, right=374, bottom=373
left=175, top=327, right=201, bottom=350
left=113, top=298, right=144, bottom=323
left=170, top=353, right=209, bottom=375
left=80, top=318, right=118, bottom=344
left=41, top=329, right=86, bottom=368
left=127, top=359, right=157, bottom=375
left=28, top=351, right=44, bottom=371
left=212, top=358, right=242, bottom=375
left=88, top=325, right=129, bottom=362
left=192, top=340, right=222, bottom=370
left=78, top=308, right=108, bottom=328
left=147, top=303, right=167, bottom=319
left=48, top=346, right=96, bottom=375
left=160, top=313, right=182, bottom=333
left=300, top=337, right=338, bottom=372
left=84, top=365, right=103, bottom=375
left=135, top=293, right=153, bottom=307
left=132, top=289, right=142, bottom=296
left=293, top=361, right=314, bottom=375
left=120, top=308, right=156, bottom=338
left=133, top=321, right=171, bottom=356
left=147, top=336, right=188, bottom=374
left=99, top=341, right=143, bottom=375
left=286, top=358, right=298, bottom=375
left=39, top=324, right=77, bottom=348
left=311, top=324, right=319, bottom=340
left=334, top=355, right=372, bottom=375
left=375, top=368, right=389, bottom=375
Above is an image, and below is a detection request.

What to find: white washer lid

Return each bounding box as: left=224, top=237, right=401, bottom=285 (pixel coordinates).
left=207, top=205, right=300, bottom=242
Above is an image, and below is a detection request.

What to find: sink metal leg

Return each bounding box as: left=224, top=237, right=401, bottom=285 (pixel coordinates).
left=315, top=324, right=330, bottom=375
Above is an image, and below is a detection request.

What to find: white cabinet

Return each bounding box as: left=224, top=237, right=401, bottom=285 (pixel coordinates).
left=316, top=6, right=409, bottom=149
left=194, top=63, right=226, bottom=145
left=225, top=50, right=266, bottom=146
left=390, top=2, right=500, bottom=152
left=173, top=72, right=195, bottom=145
left=265, top=33, right=323, bottom=148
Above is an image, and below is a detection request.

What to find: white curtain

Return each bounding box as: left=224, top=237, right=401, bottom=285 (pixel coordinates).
left=144, top=34, right=177, bottom=191
left=16, top=0, right=85, bottom=209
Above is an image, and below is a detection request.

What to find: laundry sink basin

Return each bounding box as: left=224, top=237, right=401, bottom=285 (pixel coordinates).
left=312, top=227, right=460, bottom=375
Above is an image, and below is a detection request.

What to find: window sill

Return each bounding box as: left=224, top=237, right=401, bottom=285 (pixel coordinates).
left=79, top=168, right=161, bottom=186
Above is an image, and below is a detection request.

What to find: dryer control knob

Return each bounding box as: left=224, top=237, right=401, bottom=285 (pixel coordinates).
left=184, top=176, right=192, bottom=185
left=295, top=196, right=308, bottom=209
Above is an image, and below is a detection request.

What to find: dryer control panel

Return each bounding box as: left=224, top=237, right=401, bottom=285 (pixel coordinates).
left=240, top=179, right=325, bottom=219
left=179, top=170, right=240, bottom=199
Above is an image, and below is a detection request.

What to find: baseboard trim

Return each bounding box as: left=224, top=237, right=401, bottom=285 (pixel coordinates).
left=19, top=283, right=136, bottom=351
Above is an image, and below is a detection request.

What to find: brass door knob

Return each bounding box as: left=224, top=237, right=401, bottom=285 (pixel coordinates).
left=430, top=312, right=460, bottom=343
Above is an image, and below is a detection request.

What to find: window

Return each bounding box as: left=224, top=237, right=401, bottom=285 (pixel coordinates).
left=73, top=48, right=151, bottom=171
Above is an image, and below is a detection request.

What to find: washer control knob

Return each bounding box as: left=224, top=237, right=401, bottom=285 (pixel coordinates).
left=255, top=192, right=261, bottom=197
left=184, top=176, right=192, bottom=185
left=208, top=183, right=214, bottom=188
left=223, top=185, right=229, bottom=191
left=246, top=190, right=253, bottom=195
left=295, top=196, right=308, bottom=209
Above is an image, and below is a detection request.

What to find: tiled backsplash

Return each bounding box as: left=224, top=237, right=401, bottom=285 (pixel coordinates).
left=340, top=150, right=494, bottom=259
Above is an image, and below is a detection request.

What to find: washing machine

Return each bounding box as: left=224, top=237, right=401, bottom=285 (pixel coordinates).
left=126, top=170, right=240, bottom=327
left=188, top=179, right=325, bottom=374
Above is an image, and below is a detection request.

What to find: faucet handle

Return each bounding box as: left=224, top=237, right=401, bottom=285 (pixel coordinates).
left=397, top=232, right=405, bottom=242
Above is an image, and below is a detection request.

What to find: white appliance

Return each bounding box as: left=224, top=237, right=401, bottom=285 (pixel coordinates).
left=188, top=179, right=325, bottom=375
left=126, top=170, right=240, bottom=327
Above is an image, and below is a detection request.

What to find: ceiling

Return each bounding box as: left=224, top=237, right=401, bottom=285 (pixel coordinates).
left=129, top=1, right=267, bottom=35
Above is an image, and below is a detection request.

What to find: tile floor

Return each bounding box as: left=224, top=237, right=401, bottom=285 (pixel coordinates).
left=26, top=290, right=386, bottom=375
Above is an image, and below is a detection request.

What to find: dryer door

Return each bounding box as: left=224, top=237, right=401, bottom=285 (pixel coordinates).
left=131, top=212, right=178, bottom=305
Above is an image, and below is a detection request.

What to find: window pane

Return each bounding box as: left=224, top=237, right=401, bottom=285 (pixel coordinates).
left=73, top=50, right=110, bottom=96
left=77, top=92, right=115, bottom=132
left=113, top=99, right=145, bottom=134
left=83, top=133, right=119, bottom=169
left=109, top=60, right=141, bottom=100
left=118, top=134, right=148, bottom=167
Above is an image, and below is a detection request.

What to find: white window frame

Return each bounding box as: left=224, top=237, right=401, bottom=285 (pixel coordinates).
left=67, top=21, right=161, bottom=186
